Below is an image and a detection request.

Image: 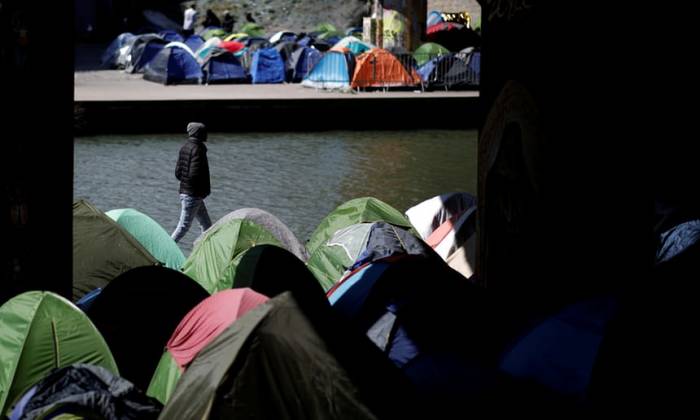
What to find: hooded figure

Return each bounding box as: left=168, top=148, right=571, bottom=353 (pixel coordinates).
left=171, top=122, right=213, bottom=244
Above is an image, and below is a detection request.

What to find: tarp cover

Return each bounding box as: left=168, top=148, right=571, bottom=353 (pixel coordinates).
left=9, top=364, right=161, bottom=420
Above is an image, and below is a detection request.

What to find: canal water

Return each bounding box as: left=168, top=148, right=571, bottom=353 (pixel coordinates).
left=74, top=129, right=477, bottom=255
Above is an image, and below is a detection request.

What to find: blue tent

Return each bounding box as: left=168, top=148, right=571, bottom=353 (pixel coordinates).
left=126, top=36, right=167, bottom=73
left=499, top=296, right=619, bottom=398
left=250, top=48, right=285, bottom=84
left=100, top=32, right=135, bottom=69
left=301, top=50, right=355, bottom=90
left=417, top=53, right=477, bottom=90
left=203, top=53, right=248, bottom=84
left=290, top=46, right=322, bottom=83
left=184, top=34, right=206, bottom=52
left=427, top=10, right=444, bottom=27
left=159, top=30, right=184, bottom=43
left=143, top=46, right=203, bottom=85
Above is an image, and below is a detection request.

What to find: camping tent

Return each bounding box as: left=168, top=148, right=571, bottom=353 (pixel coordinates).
left=195, top=208, right=308, bottom=261
left=106, top=208, right=185, bottom=270
left=158, top=30, right=184, bottom=43
left=159, top=293, right=380, bottom=419
left=250, top=47, right=286, bottom=84
left=270, top=30, right=297, bottom=44
left=418, top=53, right=478, bottom=90
left=289, top=46, right=322, bottom=82
left=301, top=49, right=356, bottom=90
left=233, top=245, right=424, bottom=419
left=0, top=291, right=118, bottom=416
left=184, top=34, right=205, bottom=52
left=413, top=42, right=450, bottom=67
left=332, top=36, right=374, bottom=55
left=73, top=199, right=159, bottom=301
left=326, top=256, right=499, bottom=413
left=426, top=22, right=481, bottom=51
left=146, top=288, right=269, bottom=404
left=202, top=52, right=248, bottom=84
left=306, top=197, right=415, bottom=255
left=351, top=48, right=421, bottom=90
left=182, top=218, right=283, bottom=294
left=86, top=266, right=209, bottom=391
left=307, top=221, right=434, bottom=291
left=499, top=296, right=619, bottom=399
left=9, top=364, right=162, bottom=420
left=124, top=35, right=167, bottom=73
left=405, top=192, right=477, bottom=278
left=143, top=45, right=204, bottom=85
left=100, top=32, right=135, bottom=69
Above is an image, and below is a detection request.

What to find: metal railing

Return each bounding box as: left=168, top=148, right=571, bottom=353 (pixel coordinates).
left=300, top=51, right=480, bottom=92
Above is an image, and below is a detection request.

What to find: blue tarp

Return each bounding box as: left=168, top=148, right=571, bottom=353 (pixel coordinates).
left=250, top=48, right=285, bottom=84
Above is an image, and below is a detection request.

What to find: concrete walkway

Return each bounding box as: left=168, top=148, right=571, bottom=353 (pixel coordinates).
left=74, top=70, right=479, bottom=102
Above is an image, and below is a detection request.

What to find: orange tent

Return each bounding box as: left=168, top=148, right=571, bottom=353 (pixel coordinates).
left=351, top=48, right=421, bottom=89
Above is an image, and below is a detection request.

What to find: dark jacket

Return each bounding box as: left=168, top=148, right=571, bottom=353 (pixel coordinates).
left=175, top=123, right=210, bottom=198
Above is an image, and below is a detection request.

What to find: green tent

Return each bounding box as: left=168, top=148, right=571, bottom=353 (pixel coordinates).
left=239, top=23, right=265, bottom=37
left=202, top=28, right=227, bottom=40
left=146, top=351, right=180, bottom=405
left=106, top=208, right=185, bottom=270
left=159, top=292, right=377, bottom=420
left=0, top=291, right=118, bottom=416
left=315, top=22, right=338, bottom=34
left=73, top=200, right=159, bottom=301
left=181, top=219, right=282, bottom=294
left=306, top=197, right=415, bottom=255
left=414, top=42, right=450, bottom=66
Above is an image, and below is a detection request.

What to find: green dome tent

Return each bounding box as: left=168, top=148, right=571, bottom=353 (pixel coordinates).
left=106, top=208, right=185, bottom=270
left=73, top=200, right=159, bottom=301
left=240, top=23, right=265, bottom=37
left=306, top=197, right=415, bottom=255
left=181, top=218, right=282, bottom=294
left=306, top=198, right=416, bottom=291
left=414, top=42, right=450, bottom=67
left=0, top=291, right=118, bottom=416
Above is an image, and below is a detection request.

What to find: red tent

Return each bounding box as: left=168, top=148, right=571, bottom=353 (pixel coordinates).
left=218, top=40, right=245, bottom=54
left=167, top=288, right=269, bottom=368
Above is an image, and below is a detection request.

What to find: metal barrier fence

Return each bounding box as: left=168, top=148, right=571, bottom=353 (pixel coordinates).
left=301, top=51, right=480, bottom=92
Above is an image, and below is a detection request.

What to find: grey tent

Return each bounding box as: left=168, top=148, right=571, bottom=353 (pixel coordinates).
left=194, top=208, right=308, bottom=261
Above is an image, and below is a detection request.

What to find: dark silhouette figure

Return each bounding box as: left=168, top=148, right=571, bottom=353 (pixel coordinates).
left=222, top=11, right=235, bottom=33
left=245, top=12, right=256, bottom=23
left=203, top=9, right=221, bottom=28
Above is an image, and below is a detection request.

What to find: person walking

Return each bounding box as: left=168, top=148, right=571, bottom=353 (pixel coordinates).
left=171, top=122, right=212, bottom=243
left=182, top=3, right=197, bottom=37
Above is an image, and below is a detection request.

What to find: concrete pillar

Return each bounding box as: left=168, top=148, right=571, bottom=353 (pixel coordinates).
left=380, top=0, right=426, bottom=51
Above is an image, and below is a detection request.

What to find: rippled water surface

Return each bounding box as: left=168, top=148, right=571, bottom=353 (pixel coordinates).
left=75, top=130, right=477, bottom=254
